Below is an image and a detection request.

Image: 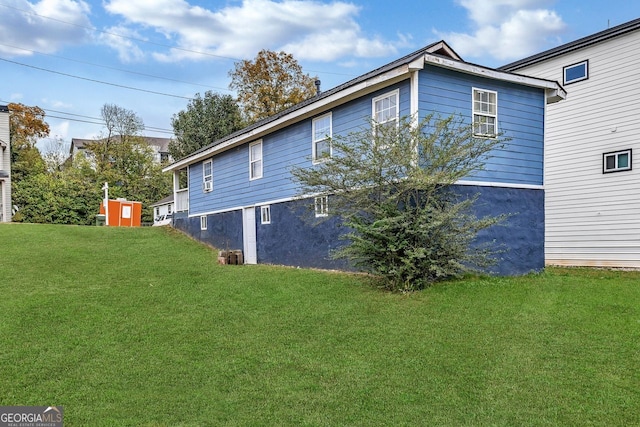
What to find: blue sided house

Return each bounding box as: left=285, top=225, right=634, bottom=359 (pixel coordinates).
left=164, top=41, right=565, bottom=275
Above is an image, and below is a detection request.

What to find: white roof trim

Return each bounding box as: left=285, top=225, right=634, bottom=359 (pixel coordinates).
left=422, top=54, right=566, bottom=104
left=164, top=64, right=413, bottom=172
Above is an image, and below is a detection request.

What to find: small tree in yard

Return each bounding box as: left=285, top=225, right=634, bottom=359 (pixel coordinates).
left=291, top=114, right=509, bottom=291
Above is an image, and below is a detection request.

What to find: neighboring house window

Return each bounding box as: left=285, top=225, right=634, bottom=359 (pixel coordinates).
left=473, top=88, right=497, bottom=137
left=372, top=90, right=399, bottom=137
left=160, top=153, right=169, bottom=163
left=312, top=113, right=332, bottom=162
left=250, top=140, right=263, bottom=180
left=155, top=207, right=160, bottom=217
left=261, top=205, right=271, bottom=224
left=167, top=204, right=173, bottom=214
left=564, top=60, right=588, bottom=85
left=603, top=149, right=632, bottom=173
left=200, top=215, right=207, bottom=230
left=203, top=159, right=213, bottom=192
left=315, top=196, right=328, bottom=217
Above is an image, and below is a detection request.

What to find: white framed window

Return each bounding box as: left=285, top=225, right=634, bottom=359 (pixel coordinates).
left=155, top=207, right=160, bottom=217
left=564, top=60, right=588, bottom=85
left=603, top=149, right=631, bottom=173
left=312, top=113, right=332, bottom=163
left=203, top=159, right=213, bottom=192
left=167, top=204, right=173, bottom=214
left=261, top=205, right=271, bottom=224
left=372, top=90, right=399, bottom=136
left=315, top=196, right=328, bottom=217
left=473, top=88, right=497, bottom=137
left=249, top=140, right=263, bottom=180
left=200, top=215, right=207, bottom=230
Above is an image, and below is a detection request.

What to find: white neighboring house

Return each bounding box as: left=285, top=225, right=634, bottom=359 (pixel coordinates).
left=150, top=194, right=174, bottom=226
left=500, top=17, right=640, bottom=267
left=0, top=105, right=10, bottom=223
left=70, top=136, right=172, bottom=164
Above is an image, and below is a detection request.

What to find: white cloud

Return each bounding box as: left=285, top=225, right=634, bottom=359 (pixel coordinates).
left=438, top=0, right=565, bottom=61
left=98, top=25, right=146, bottom=63
left=0, top=0, right=92, bottom=56
left=103, top=0, right=404, bottom=62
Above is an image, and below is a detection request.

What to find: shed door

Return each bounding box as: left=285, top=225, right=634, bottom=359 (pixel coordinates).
left=121, top=203, right=133, bottom=227
left=243, top=207, right=257, bottom=264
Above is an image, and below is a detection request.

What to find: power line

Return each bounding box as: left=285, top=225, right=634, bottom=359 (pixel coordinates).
left=0, top=42, right=233, bottom=93
left=0, top=57, right=194, bottom=100
left=1, top=100, right=175, bottom=135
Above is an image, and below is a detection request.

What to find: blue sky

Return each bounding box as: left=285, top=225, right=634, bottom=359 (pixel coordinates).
left=1, top=0, right=639, bottom=152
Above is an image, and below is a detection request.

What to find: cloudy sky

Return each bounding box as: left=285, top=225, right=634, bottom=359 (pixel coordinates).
left=1, top=0, right=639, bottom=150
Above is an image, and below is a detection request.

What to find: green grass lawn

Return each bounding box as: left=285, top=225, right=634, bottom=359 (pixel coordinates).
left=0, top=223, right=638, bottom=426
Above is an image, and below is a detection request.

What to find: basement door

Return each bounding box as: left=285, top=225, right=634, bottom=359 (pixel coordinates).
left=243, top=207, right=257, bottom=264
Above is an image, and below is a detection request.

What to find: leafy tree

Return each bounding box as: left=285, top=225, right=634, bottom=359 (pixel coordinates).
left=229, top=49, right=318, bottom=123
left=7, top=103, right=50, bottom=152
left=12, top=168, right=101, bottom=225
left=291, top=114, right=508, bottom=291
left=7, top=103, right=50, bottom=182
left=11, top=103, right=172, bottom=224
left=82, top=104, right=172, bottom=223
left=169, top=91, right=243, bottom=160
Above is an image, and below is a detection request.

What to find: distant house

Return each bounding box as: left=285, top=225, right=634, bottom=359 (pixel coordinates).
left=150, top=194, right=174, bottom=226
left=0, top=105, right=10, bottom=222
left=500, top=17, right=640, bottom=268
left=163, top=41, right=565, bottom=275
left=70, top=136, right=172, bottom=164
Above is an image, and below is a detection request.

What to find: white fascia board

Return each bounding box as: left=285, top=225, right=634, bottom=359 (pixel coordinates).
left=164, top=64, right=412, bottom=172
left=423, top=54, right=566, bottom=104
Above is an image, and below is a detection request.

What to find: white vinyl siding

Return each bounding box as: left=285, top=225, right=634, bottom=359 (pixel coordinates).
left=514, top=29, right=640, bottom=267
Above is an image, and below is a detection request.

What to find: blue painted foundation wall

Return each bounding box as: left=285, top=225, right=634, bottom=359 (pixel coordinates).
left=175, top=185, right=544, bottom=276
left=173, top=210, right=243, bottom=252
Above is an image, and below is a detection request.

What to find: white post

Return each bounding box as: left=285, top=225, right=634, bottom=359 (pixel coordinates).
left=102, top=182, right=109, bottom=226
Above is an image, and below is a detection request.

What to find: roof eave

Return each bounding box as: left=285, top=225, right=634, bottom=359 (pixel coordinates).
left=500, top=17, right=640, bottom=71
left=163, top=63, right=414, bottom=172
left=423, top=54, right=566, bottom=103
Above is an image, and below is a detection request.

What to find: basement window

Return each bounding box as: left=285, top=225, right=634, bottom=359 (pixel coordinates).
left=315, top=196, right=328, bottom=217
left=200, top=215, right=208, bottom=230
left=261, top=205, right=271, bottom=224
left=603, top=149, right=631, bottom=173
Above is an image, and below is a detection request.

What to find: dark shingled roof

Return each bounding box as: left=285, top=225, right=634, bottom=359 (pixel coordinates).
left=177, top=41, right=460, bottom=163
left=150, top=194, right=174, bottom=207
left=500, top=17, right=640, bottom=71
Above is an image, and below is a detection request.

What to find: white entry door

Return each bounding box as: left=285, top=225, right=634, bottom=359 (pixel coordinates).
left=243, top=207, right=257, bottom=264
